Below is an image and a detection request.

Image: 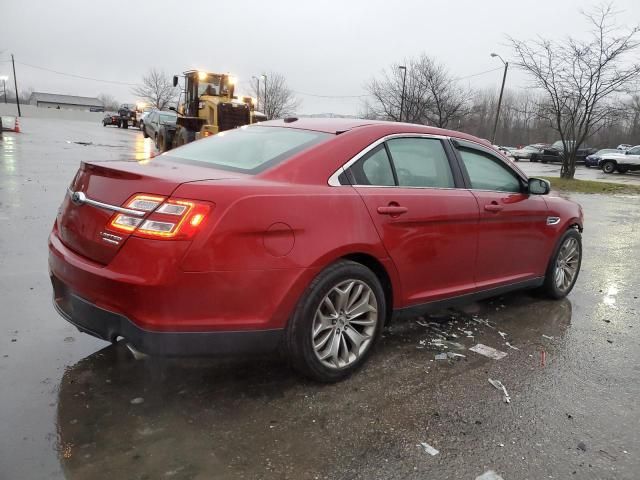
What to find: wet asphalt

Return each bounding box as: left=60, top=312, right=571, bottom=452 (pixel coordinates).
left=1, top=119, right=639, bottom=480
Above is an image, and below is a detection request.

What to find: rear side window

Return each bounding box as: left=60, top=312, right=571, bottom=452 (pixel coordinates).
left=348, top=145, right=395, bottom=186
left=458, top=148, right=522, bottom=192
left=165, top=126, right=330, bottom=173
left=386, top=138, right=454, bottom=188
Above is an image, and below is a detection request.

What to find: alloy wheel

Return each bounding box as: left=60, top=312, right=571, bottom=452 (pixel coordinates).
left=311, top=279, right=378, bottom=369
left=554, top=237, right=580, bottom=292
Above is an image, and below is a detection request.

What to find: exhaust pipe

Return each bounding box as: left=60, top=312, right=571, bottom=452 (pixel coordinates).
left=125, top=342, right=148, bottom=360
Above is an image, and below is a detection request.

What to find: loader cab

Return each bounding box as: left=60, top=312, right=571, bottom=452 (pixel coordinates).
left=174, top=71, right=236, bottom=117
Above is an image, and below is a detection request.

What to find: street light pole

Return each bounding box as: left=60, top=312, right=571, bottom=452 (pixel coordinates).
left=261, top=74, right=267, bottom=119
left=0, top=76, right=7, bottom=104
left=398, top=65, right=407, bottom=122
left=490, top=52, right=508, bottom=145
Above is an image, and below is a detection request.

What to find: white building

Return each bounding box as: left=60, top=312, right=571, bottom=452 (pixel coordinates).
left=28, top=92, right=104, bottom=112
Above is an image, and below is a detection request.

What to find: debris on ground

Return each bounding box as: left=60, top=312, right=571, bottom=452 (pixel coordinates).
left=476, top=471, right=505, bottom=480
left=416, top=442, right=439, bottom=456
left=470, top=344, right=507, bottom=360
left=435, top=353, right=448, bottom=361
left=577, top=441, right=587, bottom=452
left=542, top=334, right=554, bottom=340
left=504, top=342, right=519, bottom=350
left=130, top=397, right=144, bottom=405
left=540, top=350, right=546, bottom=367
left=498, top=331, right=507, bottom=339
left=488, top=378, right=511, bottom=403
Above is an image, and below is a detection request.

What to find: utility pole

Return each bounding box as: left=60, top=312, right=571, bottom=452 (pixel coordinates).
left=398, top=65, right=407, bottom=122
left=11, top=54, right=21, bottom=117
left=490, top=53, right=508, bottom=145
left=252, top=76, right=261, bottom=112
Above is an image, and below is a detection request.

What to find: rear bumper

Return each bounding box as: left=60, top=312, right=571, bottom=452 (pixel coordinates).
left=51, top=274, right=283, bottom=356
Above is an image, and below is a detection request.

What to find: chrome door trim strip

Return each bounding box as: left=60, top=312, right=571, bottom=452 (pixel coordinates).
left=67, top=188, right=145, bottom=217
left=327, top=133, right=450, bottom=186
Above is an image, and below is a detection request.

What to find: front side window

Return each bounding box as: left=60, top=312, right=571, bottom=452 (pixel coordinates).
left=386, top=138, right=454, bottom=188
left=165, top=126, right=329, bottom=173
left=458, top=148, right=522, bottom=193
left=627, top=146, right=640, bottom=155
left=348, top=145, right=395, bottom=186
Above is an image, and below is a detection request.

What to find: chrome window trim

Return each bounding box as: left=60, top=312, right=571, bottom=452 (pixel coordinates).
left=327, top=133, right=450, bottom=187
left=67, top=188, right=146, bottom=217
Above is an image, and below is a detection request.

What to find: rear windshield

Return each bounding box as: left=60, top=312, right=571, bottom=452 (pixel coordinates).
left=159, top=114, right=176, bottom=124
left=164, top=126, right=330, bottom=173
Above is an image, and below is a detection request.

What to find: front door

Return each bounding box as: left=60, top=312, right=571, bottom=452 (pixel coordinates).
left=347, top=137, right=480, bottom=306
left=454, top=143, right=550, bottom=289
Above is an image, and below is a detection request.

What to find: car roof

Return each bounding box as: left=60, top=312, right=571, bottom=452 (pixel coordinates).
left=257, top=118, right=493, bottom=146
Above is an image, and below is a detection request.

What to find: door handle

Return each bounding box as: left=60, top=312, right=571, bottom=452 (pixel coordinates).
left=377, top=205, right=408, bottom=216
left=484, top=202, right=503, bottom=212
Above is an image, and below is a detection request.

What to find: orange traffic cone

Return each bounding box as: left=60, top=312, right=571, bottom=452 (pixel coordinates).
left=14, top=117, right=20, bottom=133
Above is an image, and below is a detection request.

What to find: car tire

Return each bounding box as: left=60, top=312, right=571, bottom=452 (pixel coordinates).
left=285, top=260, right=386, bottom=383
left=602, top=161, right=616, bottom=174
left=117, top=120, right=121, bottom=128
left=541, top=229, right=582, bottom=299
left=122, top=121, right=128, bottom=129
left=142, top=124, right=148, bottom=138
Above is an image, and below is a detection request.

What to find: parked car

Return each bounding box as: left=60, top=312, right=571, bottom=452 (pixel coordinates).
left=584, top=148, right=618, bottom=168
left=141, top=110, right=177, bottom=149
left=511, top=144, right=546, bottom=161
left=49, top=119, right=584, bottom=382
left=529, top=140, right=597, bottom=163
left=102, top=113, right=119, bottom=127
left=600, top=145, right=640, bottom=174
left=617, top=144, right=632, bottom=151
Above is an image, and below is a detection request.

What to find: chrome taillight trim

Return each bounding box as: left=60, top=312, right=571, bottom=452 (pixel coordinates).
left=67, top=188, right=146, bottom=217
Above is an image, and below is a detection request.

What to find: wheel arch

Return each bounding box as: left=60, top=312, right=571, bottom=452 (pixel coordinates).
left=340, top=252, right=396, bottom=324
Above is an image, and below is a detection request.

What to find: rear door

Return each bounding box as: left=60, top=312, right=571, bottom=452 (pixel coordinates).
left=453, top=140, right=550, bottom=288
left=346, top=136, right=479, bottom=306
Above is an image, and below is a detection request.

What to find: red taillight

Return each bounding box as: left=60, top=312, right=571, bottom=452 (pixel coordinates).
left=108, top=194, right=211, bottom=240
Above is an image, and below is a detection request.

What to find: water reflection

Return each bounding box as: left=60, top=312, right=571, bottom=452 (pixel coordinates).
left=603, top=284, right=618, bottom=306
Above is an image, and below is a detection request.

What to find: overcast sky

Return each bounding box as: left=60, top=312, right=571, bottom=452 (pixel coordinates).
left=2, top=0, right=639, bottom=115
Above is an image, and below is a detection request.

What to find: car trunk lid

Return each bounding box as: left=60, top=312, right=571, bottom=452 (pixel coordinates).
left=57, top=159, right=242, bottom=265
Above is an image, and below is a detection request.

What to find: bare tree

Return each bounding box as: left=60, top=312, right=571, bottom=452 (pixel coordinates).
left=132, top=68, right=178, bottom=111
left=97, top=93, right=119, bottom=111
left=365, top=54, right=470, bottom=127
left=251, top=72, right=300, bottom=119
left=509, top=4, right=640, bottom=178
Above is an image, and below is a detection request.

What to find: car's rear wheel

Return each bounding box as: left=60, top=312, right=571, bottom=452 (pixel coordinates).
left=541, top=229, right=582, bottom=299
left=286, top=260, right=386, bottom=382
left=602, top=161, right=616, bottom=174
left=141, top=124, right=148, bottom=138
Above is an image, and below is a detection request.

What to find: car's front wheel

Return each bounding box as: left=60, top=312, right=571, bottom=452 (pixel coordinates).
left=602, top=161, right=616, bottom=174
left=541, top=229, right=582, bottom=299
left=286, top=260, right=386, bottom=382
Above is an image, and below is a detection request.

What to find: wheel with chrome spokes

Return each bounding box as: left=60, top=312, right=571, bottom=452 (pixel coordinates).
left=286, top=260, right=386, bottom=382
left=312, top=279, right=378, bottom=369
left=542, top=229, right=582, bottom=299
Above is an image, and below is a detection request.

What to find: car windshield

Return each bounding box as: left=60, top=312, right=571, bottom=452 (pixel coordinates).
left=165, top=126, right=330, bottom=173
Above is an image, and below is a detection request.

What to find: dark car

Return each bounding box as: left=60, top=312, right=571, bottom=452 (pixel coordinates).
left=102, top=113, right=119, bottom=127
left=49, top=118, right=584, bottom=382
left=530, top=140, right=597, bottom=163
left=584, top=148, right=618, bottom=168
left=141, top=110, right=177, bottom=149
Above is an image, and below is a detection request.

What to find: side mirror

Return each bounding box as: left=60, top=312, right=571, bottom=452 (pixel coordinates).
left=172, top=76, right=179, bottom=88
left=528, top=177, right=550, bottom=195
left=169, top=106, right=177, bottom=112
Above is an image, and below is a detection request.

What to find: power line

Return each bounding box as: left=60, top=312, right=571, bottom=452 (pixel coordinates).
left=454, top=66, right=504, bottom=81
left=15, top=61, right=139, bottom=86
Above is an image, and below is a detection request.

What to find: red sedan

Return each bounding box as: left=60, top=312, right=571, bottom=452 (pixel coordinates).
left=49, top=118, right=583, bottom=382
